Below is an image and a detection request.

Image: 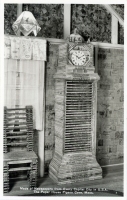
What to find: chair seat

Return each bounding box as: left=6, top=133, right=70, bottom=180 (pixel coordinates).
left=4, top=151, right=37, bottom=162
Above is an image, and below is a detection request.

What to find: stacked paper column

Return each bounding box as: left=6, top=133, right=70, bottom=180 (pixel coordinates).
left=54, top=79, right=65, bottom=156
left=49, top=42, right=102, bottom=184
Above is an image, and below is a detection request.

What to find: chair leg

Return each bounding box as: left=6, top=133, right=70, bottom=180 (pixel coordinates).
left=29, top=160, right=38, bottom=188
left=3, top=164, right=9, bottom=193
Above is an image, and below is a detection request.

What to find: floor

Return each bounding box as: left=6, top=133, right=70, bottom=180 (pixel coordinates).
left=4, top=166, right=123, bottom=197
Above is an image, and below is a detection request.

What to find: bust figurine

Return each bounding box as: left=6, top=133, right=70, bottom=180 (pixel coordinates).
left=69, top=28, right=84, bottom=43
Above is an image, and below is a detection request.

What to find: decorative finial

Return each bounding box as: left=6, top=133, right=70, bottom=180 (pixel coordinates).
left=74, top=28, right=78, bottom=35
left=26, top=5, right=28, bottom=11
left=87, top=38, right=90, bottom=44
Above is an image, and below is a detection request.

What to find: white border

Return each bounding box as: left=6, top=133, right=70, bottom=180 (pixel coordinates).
left=0, top=1, right=126, bottom=200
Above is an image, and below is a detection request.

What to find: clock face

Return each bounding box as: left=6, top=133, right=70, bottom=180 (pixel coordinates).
left=71, top=51, right=86, bottom=66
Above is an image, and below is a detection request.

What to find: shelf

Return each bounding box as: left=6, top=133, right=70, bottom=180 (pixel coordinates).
left=9, top=167, right=31, bottom=172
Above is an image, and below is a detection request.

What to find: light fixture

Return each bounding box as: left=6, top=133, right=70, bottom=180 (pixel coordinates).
left=12, top=7, right=41, bottom=36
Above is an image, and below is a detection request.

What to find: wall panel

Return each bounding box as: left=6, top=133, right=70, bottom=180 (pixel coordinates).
left=97, top=48, right=124, bottom=165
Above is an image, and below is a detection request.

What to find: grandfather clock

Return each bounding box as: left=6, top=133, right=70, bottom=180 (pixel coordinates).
left=49, top=31, right=102, bottom=184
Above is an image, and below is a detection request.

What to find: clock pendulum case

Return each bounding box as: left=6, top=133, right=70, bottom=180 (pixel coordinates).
left=49, top=36, right=102, bottom=184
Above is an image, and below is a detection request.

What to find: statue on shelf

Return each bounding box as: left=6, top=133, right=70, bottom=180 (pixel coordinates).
left=68, top=28, right=90, bottom=43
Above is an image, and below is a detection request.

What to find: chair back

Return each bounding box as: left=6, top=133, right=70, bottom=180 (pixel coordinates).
left=4, top=106, right=34, bottom=153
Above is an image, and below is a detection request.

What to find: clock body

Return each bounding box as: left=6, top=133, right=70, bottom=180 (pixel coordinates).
left=49, top=40, right=102, bottom=184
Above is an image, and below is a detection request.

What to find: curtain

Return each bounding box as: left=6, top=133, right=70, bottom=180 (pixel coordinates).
left=4, top=59, right=44, bottom=130
left=4, top=35, right=46, bottom=177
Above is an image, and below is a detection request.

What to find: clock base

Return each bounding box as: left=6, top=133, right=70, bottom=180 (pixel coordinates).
left=49, top=151, right=102, bottom=184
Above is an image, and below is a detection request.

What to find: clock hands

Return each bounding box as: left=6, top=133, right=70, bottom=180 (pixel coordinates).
left=72, top=55, right=79, bottom=59
left=73, top=55, right=84, bottom=59
left=73, top=53, right=86, bottom=59
left=78, top=55, right=86, bottom=59
left=75, top=55, right=79, bottom=59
